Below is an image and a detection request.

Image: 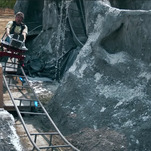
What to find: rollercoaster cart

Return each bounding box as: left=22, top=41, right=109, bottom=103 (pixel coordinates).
left=0, top=33, right=28, bottom=73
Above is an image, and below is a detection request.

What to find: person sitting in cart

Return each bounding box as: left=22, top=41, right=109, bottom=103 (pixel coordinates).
left=5, top=11, right=28, bottom=47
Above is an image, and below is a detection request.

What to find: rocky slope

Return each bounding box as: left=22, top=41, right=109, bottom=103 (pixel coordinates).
left=6, top=0, right=151, bottom=150
left=45, top=1, right=151, bottom=151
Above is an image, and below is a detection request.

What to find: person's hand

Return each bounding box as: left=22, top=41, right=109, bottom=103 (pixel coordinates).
left=8, top=34, right=11, bottom=38
left=6, top=32, right=9, bottom=36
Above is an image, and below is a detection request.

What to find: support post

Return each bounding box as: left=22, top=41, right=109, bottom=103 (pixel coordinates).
left=0, top=63, right=3, bottom=108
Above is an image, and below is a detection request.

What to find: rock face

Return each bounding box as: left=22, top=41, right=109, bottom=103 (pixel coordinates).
left=110, top=0, right=151, bottom=10
left=45, top=1, right=151, bottom=151
left=0, top=109, right=23, bottom=151
left=14, top=0, right=151, bottom=150
left=23, top=0, right=77, bottom=80
left=14, top=0, right=43, bottom=31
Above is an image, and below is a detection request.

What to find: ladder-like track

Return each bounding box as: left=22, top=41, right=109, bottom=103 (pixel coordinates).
left=2, top=60, right=79, bottom=151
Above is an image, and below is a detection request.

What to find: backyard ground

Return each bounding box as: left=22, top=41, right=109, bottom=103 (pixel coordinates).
left=0, top=8, right=14, bottom=38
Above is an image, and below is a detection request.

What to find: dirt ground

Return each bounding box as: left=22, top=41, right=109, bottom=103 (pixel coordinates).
left=0, top=8, right=14, bottom=38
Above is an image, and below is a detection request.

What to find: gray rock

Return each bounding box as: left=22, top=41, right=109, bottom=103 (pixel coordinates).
left=46, top=1, right=151, bottom=151
left=0, top=109, right=23, bottom=151
left=13, top=0, right=151, bottom=150
left=110, top=0, right=151, bottom=10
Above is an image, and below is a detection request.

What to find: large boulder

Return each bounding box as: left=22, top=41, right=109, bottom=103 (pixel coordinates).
left=24, top=0, right=77, bottom=79
left=46, top=1, right=151, bottom=151
left=110, top=0, right=151, bottom=10
left=13, top=0, right=151, bottom=150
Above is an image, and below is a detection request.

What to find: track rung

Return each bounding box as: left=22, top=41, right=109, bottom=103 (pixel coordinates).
left=8, top=84, right=30, bottom=88
left=3, top=66, right=18, bottom=69
left=39, top=144, right=71, bottom=149
left=14, top=98, right=36, bottom=102
left=20, top=111, right=46, bottom=115
left=3, top=62, right=19, bottom=65
left=30, top=132, right=59, bottom=135
left=4, top=74, right=24, bottom=77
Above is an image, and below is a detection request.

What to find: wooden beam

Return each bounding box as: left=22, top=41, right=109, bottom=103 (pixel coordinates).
left=0, top=63, right=3, bottom=108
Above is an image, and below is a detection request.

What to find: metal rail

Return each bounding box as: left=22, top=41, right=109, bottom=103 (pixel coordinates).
left=3, top=71, right=40, bottom=151
left=2, top=62, right=80, bottom=151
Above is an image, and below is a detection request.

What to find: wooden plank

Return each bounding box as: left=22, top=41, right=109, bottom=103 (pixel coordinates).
left=0, top=63, right=3, bottom=108
left=4, top=106, right=32, bottom=112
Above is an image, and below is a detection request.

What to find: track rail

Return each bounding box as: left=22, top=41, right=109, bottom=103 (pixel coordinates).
left=2, top=61, right=79, bottom=151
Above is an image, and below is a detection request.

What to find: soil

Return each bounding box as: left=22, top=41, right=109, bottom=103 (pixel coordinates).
left=0, top=8, right=14, bottom=38
left=68, top=128, right=128, bottom=151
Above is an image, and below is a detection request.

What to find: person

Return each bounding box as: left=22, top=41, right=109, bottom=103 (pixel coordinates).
left=5, top=11, right=28, bottom=47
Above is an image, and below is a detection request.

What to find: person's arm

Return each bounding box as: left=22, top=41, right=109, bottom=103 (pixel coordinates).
left=6, top=28, right=10, bottom=36
left=5, top=21, right=13, bottom=36
left=22, top=25, right=28, bottom=42
left=22, top=32, right=26, bottom=42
